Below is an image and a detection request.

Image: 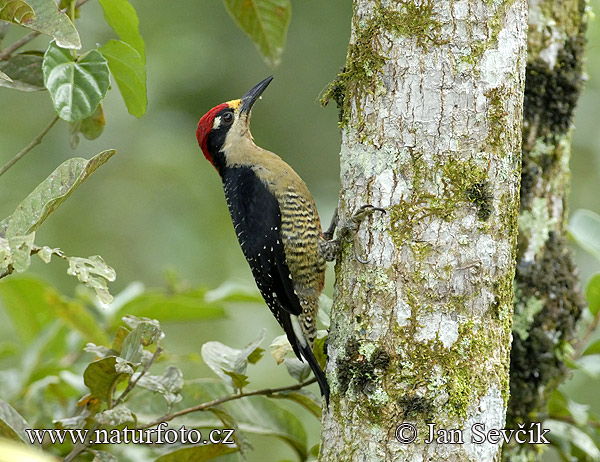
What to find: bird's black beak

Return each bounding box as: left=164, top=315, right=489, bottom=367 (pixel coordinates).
left=240, top=76, right=273, bottom=114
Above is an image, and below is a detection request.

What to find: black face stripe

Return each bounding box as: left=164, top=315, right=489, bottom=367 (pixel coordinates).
left=206, top=108, right=235, bottom=173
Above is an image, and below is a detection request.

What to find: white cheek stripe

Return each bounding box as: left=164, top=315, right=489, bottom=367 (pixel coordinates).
left=213, top=116, right=221, bottom=129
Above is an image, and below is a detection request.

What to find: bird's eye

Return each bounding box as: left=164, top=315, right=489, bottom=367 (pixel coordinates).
left=222, top=112, right=234, bottom=125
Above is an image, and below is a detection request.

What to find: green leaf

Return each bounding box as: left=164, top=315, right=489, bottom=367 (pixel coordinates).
left=271, top=389, right=322, bottom=418
left=0, top=233, right=35, bottom=273
left=0, top=150, right=116, bottom=238
left=136, top=366, right=183, bottom=406
left=575, top=354, right=600, bottom=378
left=545, top=419, right=600, bottom=459
left=42, top=41, right=110, bottom=122
left=44, top=288, right=109, bottom=345
left=99, top=40, right=147, bottom=118
left=113, top=289, right=226, bottom=325
left=97, top=0, right=145, bottom=61
left=583, top=338, right=600, bottom=356
left=0, top=0, right=35, bottom=25
left=69, top=104, right=105, bottom=148
left=0, top=70, right=12, bottom=81
left=222, top=0, right=291, bottom=67
left=119, top=320, right=161, bottom=363
left=0, top=399, right=29, bottom=443
left=284, top=358, right=310, bottom=383
left=201, top=329, right=265, bottom=389
left=570, top=209, right=600, bottom=262
left=25, top=0, right=80, bottom=49
left=204, top=281, right=262, bottom=303
left=154, top=444, right=238, bottom=462
left=586, top=273, right=600, bottom=316
left=83, top=356, right=127, bottom=402
left=67, top=255, right=116, bottom=304
left=0, top=276, right=55, bottom=343
left=0, top=53, right=45, bottom=92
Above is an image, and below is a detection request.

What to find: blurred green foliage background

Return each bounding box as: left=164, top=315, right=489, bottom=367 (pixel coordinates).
left=1, top=1, right=599, bottom=460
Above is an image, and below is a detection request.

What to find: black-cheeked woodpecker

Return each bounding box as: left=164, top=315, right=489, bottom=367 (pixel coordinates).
left=196, top=76, right=385, bottom=405
left=196, top=76, right=330, bottom=403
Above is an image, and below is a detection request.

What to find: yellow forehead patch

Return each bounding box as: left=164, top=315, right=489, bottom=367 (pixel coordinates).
left=227, top=99, right=242, bottom=109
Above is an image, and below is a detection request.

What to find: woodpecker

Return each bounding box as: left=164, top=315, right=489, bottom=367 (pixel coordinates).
left=196, top=76, right=330, bottom=403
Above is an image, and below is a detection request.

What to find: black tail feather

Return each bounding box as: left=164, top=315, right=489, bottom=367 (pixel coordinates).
left=299, top=341, right=330, bottom=406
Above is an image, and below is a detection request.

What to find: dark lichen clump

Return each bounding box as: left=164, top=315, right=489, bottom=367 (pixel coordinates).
left=507, top=232, right=585, bottom=427
left=337, top=338, right=390, bottom=396
left=466, top=181, right=493, bottom=221
left=397, top=395, right=434, bottom=420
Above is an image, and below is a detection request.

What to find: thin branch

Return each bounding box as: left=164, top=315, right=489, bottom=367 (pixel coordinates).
left=0, top=30, right=40, bottom=61
left=138, top=377, right=318, bottom=430
left=114, top=346, right=164, bottom=407
left=0, top=115, right=60, bottom=178
left=0, top=0, right=92, bottom=62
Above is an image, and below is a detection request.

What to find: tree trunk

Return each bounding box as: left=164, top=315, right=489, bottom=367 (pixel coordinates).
left=504, top=0, right=587, bottom=459
left=320, top=0, right=528, bottom=460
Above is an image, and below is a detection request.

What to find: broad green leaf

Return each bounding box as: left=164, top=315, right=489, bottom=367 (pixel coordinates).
left=119, top=320, right=160, bottom=364
left=97, top=0, right=145, bottom=61
left=43, top=41, right=110, bottom=122
left=317, top=294, right=332, bottom=329
left=113, top=289, right=226, bottom=325
left=223, top=370, right=250, bottom=391
left=0, top=149, right=116, bottom=238
left=201, top=329, right=265, bottom=388
left=0, top=276, right=55, bottom=342
left=222, top=0, right=291, bottom=67
left=0, top=53, right=44, bottom=92
left=576, top=354, right=600, bottom=378
left=583, top=338, right=600, bottom=356
left=545, top=419, right=600, bottom=459
left=570, top=209, right=600, bottom=262
left=586, top=273, right=600, bottom=316
left=0, top=440, right=56, bottom=462
left=179, top=380, right=307, bottom=460
left=44, top=288, right=109, bottom=345
left=69, top=104, right=105, bottom=148
left=99, top=40, right=146, bottom=118
left=135, top=366, right=183, bottom=406
left=154, top=444, right=238, bottom=462
left=0, top=0, right=34, bottom=25
left=67, top=255, right=116, bottom=304
left=271, top=389, right=322, bottom=418
left=25, top=0, right=80, bottom=49
left=0, top=399, right=29, bottom=443
left=0, top=70, right=12, bottom=81
left=83, top=356, right=127, bottom=402
left=284, top=358, right=311, bottom=383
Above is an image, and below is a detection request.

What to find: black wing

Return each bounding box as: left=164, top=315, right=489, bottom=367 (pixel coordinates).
left=222, top=166, right=302, bottom=320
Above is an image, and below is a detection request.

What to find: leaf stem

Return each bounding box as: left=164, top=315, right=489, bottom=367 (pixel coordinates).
left=0, top=115, right=60, bottom=179
left=137, top=377, right=318, bottom=430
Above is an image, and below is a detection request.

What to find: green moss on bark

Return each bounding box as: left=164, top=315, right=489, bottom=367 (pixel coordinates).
left=321, top=0, right=444, bottom=127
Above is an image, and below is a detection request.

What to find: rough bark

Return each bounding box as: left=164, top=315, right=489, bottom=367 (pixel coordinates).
left=319, top=0, right=528, bottom=460
left=504, top=0, right=588, bottom=459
